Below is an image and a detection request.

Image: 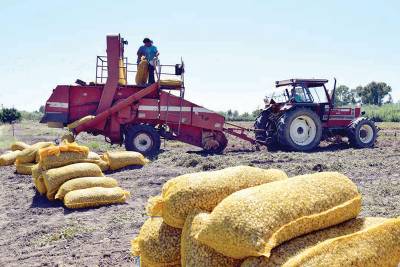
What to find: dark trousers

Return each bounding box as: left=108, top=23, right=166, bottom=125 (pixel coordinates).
left=148, top=64, right=155, bottom=84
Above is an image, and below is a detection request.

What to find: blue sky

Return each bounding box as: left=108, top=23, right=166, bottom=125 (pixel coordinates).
left=0, top=0, right=399, bottom=112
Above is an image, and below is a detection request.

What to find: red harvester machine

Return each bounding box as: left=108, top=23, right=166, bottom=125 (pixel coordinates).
left=41, top=34, right=253, bottom=156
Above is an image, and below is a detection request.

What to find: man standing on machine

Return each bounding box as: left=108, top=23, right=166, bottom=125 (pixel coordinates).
left=137, top=37, right=159, bottom=84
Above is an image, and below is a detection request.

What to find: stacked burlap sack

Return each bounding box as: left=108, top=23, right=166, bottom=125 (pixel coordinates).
left=1, top=140, right=149, bottom=209
left=131, top=167, right=400, bottom=267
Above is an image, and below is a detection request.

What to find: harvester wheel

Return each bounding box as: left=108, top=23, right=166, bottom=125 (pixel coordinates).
left=348, top=118, right=377, bottom=148
left=125, top=125, right=161, bottom=157
left=203, top=131, right=228, bottom=154
left=61, top=133, right=75, bottom=143
left=277, top=108, right=322, bottom=151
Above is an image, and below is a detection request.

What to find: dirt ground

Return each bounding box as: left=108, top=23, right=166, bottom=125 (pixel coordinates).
left=0, top=121, right=399, bottom=266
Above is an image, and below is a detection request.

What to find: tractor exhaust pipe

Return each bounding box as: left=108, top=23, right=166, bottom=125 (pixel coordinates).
left=331, top=77, right=337, bottom=107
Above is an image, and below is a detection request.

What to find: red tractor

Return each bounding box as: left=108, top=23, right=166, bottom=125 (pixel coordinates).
left=254, top=78, right=378, bottom=151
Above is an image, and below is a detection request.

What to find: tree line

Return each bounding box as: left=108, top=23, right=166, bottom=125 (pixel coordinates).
left=334, top=81, right=393, bottom=106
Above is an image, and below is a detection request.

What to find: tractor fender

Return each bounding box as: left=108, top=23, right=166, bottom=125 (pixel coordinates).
left=347, top=117, right=365, bottom=127
left=278, top=104, right=294, bottom=112
left=347, top=117, right=380, bottom=134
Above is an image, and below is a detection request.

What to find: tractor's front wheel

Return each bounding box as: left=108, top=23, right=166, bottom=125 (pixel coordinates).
left=125, top=125, right=161, bottom=157
left=277, top=108, right=322, bottom=151
left=348, top=118, right=377, bottom=148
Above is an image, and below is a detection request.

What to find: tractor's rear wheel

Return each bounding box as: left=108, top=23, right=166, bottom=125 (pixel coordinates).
left=125, top=124, right=161, bottom=157
left=277, top=108, right=322, bottom=151
left=348, top=118, right=377, bottom=148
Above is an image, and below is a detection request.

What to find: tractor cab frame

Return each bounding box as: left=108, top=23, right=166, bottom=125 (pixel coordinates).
left=271, top=79, right=331, bottom=105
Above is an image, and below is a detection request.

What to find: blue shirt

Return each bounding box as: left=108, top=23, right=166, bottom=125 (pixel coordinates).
left=137, top=45, right=158, bottom=63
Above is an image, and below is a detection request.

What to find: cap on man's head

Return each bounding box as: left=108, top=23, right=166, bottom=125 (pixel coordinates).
left=143, top=38, right=152, bottom=43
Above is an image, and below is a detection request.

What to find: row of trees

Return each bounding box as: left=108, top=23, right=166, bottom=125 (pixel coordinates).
left=219, top=109, right=263, bottom=121
left=334, top=81, right=393, bottom=106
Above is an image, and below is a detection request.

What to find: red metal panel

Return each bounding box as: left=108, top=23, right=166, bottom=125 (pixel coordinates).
left=69, top=104, right=97, bottom=122
left=114, top=86, right=159, bottom=100
left=327, top=107, right=357, bottom=127
left=105, top=114, right=122, bottom=143
left=75, top=83, right=159, bottom=137
left=118, top=105, right=131, bottom=123
left=45, top=85, right=70, bottom=114
left=354, top=107, right=361, bottom=117
left=158, top=92, right=193, bottom=125
left=158, top=92, right=224, bottom=131
left=191, top=106, right=225, bottom=131
left=136, top=98, right=160, bottom=120
left=69, top=85, right=102, bottom=107
left=171, top=124, right=203, bottom=147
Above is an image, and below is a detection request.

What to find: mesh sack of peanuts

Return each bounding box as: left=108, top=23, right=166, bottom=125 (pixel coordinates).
left=131, top=217, right=181, bottom=266
left=195, top=172, right=361, bottom=259
left=147, top=166, right=288, bottom=228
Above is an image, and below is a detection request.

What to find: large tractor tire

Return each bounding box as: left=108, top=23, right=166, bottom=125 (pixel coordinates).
left=348, top=118, right=377, bottom=148
left=277, top=108, right=322, bottom=151
left=124, top=124, right=161, bottom=157
left=254, top=110, right=269, bottom=141
left=254, top=108, right=280, bottom=150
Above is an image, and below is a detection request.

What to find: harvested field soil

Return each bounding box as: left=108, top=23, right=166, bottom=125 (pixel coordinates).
left=0, top=121, right=399, bottom=266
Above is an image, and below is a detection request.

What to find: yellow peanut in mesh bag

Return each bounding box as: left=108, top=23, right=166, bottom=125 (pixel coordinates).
left=61, top=133, right=75, bottom=143
left=67, top=115, right=95, bottom=130
left=43, top=162, right=104, bottom=200
left=103, top=151, right=148, bottom=171
left=38, top=141, right=89, bottom=170
left=135, top=57, right=149, bottom=85
left=195, top=172, right=361, bottom=259
left=0, top=150, right=21, bottom=166
left=283, top=217, right=400, bottom=267
left=131, top=217, right=181, bottom=267
left=87, top=151, right=101, bottom=160
left=119, top=58, right=127, bottom=85
left=240, top=217, right=388, bottom=267
left=16, top=162, right=35, bottom=175
left=11, top=141, right=30, bottom=151
left=182, top=211, right=241, bottom=267
left=55, top=176, right=118, bottom=200
left=64, top=187, right=130, bottom=209
left=81, top=158, right=110, bottom=172
left=159, top=80, right=182, bottom=87
left=32, top=164, right=46, bottom=195
left=147, top=166, right=288, bottom=228
left=80, top=153, right=109, bottom=171
left=16, top=142, right=53, bottom=164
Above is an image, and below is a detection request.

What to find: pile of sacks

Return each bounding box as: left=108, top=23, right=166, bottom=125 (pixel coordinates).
left=0, top=140, right=149, bottom=209
left=131, top=165, right=400, bottom=267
